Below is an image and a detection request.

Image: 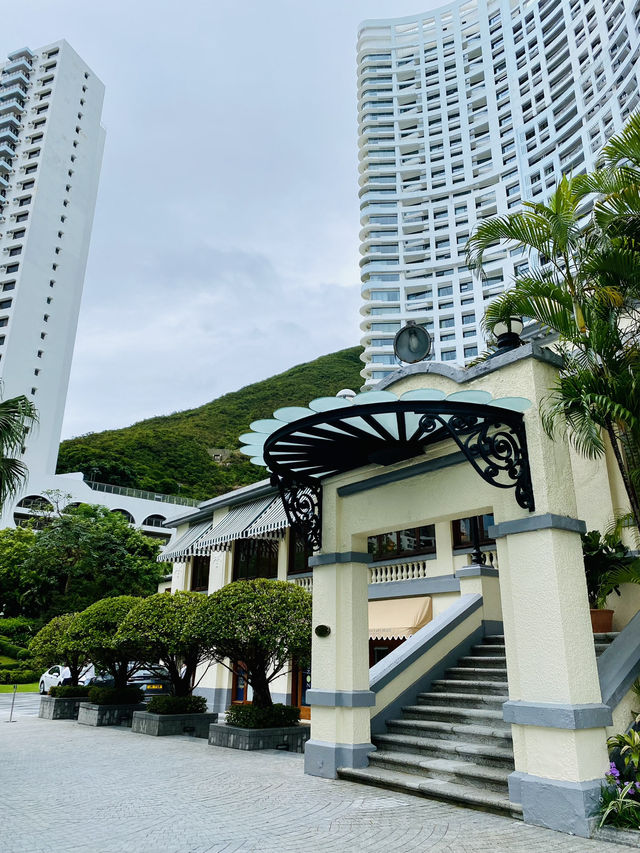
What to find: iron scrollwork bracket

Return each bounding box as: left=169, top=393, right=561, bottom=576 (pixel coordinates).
left=271, top=474, right=322, bottom=551
left=418, top=410, right=535, bottom=512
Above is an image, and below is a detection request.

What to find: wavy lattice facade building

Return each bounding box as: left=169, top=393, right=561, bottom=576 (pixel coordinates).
left=358, top=0, right=640, bottom=385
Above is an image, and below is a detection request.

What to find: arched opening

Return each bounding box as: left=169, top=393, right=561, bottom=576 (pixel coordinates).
left=111, top=508, right=135, bottom=524
left=142, top=514, right=166, bottom=528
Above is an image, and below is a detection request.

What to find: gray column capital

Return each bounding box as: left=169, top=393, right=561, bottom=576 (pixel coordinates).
left=309, top=551, right=372, bottom=567
left=489, top=513, right=586, bottom=539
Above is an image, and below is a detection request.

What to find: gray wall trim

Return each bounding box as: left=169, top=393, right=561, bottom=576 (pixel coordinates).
left=309, top=552, right=372, bottom=567
left=516, top=772, right=603, bottom=837
left=503, top=700, right=612, bottom=729
left=370, top=593, right=483, bottom=694
left=489, top=513, right=586, bottom=539
left=368, top=575, right=460, bottom=600
left=306, top=689, right=376, bottom=708
left=304, top=740, right=374, bottom=779
left=456, top=566, right=499, bottom=578
left=193, top=686, right=232, bottom=714
left=482, top=620, right=504, bottom=636
left=599, top=608, right=640, bottom=709
left=375, top=342, right=562, bottom=393
left=337, top=452, right=466, bottom=497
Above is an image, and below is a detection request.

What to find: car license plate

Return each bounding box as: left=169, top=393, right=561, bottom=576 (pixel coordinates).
left=147, top=684, right=163, bottom=689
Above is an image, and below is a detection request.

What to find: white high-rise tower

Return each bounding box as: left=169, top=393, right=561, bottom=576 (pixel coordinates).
left=357, top=0, right=640, bottom=386
left=0, top=42, right=191, bottom=534
left=0, top=40, right=105, bottom=473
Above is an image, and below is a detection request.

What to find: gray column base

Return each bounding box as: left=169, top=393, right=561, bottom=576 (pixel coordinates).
left=510, top=771, right=603, bottom=837
left=304, top=739, right=374, bottom=779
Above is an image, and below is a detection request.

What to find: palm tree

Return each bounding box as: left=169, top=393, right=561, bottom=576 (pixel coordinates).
left=465, top=123, right=640, bottom=532
left=0, top=394, right=38, bottom=510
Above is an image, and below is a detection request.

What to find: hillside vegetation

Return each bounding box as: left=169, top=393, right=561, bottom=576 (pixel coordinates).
left=57, top=347, right=364, bottom=501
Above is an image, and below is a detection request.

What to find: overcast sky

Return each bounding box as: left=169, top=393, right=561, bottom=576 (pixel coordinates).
left=4, top=1, right=440, bottom=438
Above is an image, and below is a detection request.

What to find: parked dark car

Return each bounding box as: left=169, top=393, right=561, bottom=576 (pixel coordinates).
left=86, top=666, right=172, bottom=699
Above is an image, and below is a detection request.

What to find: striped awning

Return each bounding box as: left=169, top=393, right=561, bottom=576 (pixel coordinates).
left=158, top=520, right=213, bottom=563
left=243, top=496, right=289, bottom=539
left=198, top=495, right=275, bottom=550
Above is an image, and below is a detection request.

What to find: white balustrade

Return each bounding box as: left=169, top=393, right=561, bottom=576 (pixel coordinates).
left=369, top=559, right=431, bottom=584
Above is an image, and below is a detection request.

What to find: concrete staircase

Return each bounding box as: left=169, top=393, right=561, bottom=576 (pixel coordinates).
left=338, top=632, right=618, bottom=818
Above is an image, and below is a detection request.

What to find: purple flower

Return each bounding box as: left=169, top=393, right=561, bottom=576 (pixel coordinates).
left=609, top=762, right=621, bottom=780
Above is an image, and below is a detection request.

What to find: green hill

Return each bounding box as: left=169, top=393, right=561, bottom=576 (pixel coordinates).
left=56, top=347, right=364, bottom=501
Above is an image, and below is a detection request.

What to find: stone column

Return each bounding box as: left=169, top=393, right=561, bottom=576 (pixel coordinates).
left=304, top=551, right=375, bottom=779
left=490, top=359, right=610, bottom=837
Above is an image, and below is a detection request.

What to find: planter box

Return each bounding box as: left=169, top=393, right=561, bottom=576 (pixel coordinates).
left=131, top=711, right=218, bottom=738
left=208, top=722, right=310, bottom=753
left=594, top=825, right=640, bottom=848
left=590, top=608, right=614, bottom=633
left=39, top=695, right=88, bottom=720
left=77, top=702, right=146, bottom=728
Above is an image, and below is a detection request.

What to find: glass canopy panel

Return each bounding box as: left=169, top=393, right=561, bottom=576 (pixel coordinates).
left=273, top=406, right=315, bottom=422
left=249, top=419, right=285, bottom=434
left=308, top=397, right=355, bottom=412
left=355, top=391, right=398, bottom=404
left=446, top=390, right=493, bottom=404
left=238, top=432, right=266, bottom=445
left=400, top=389, right=447, bottom=401
left=490, top=397, right=532, bottom=411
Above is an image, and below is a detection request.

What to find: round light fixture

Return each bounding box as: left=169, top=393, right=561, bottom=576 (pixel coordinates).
left=490, top=315, right=524, bottom=355
left=393, top=321, right=432, bottom=364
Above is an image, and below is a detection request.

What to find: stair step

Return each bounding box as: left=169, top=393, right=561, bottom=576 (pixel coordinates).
left=593, top=633, right=620, bottom=641
left=369, top=748, right=511, bottom=793
left=471, top=643, right=506, bottom=656
left=432, top=678, right=509, bottom=695
left=417, top=691, right=506, bottom=710
left=386, top=717, right=512, bottom=748
left=403, top=704, right=505, bottom=727
left=372, top=732, right=514, bottom=768
left=482, top=635, right=505, bottom=645
left=445, top=667, right=508, bottom=681
left=337, top=765, right=523, bottom=819
left=458, top=656, right=507, bottom=668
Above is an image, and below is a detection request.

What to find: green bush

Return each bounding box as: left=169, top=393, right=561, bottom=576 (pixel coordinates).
left=87, top=686, right=144, bottom=705
left=0, top=637, right=25, bottom=659
left=0, top=669, right=38, bottom=684
left=146, top=695, right=207, bottom=715
left=16, top=648, right=32, bottom=661
left=49, top=685, right=91, bottom=698
left=0, top=617, right=41, bottom=647
left=224, top=703, right=300, bottom=729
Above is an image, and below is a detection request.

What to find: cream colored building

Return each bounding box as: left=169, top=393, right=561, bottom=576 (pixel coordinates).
left=163, top=342, right=639, bottom=838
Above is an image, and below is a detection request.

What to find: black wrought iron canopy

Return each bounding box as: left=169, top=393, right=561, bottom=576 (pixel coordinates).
left=239, top=390, right=535, bottom=550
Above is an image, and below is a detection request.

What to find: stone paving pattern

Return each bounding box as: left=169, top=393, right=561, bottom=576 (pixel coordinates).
left=0, top=709, right=633, bottom=853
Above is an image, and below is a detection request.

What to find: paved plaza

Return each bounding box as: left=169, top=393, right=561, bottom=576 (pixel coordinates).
left=0, top=695, right=633, bottom=853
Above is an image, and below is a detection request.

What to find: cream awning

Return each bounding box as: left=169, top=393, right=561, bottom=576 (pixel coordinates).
left=197, top=495, right=275, bottom=550
left=368, top=596, right=432, bottom=640
left=158, top=520, right=213, bottom=563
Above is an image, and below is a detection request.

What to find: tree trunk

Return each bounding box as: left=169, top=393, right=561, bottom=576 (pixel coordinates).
left=606, top=420, right=640, bottom=531
left=248, top=668, right=273, bottom=708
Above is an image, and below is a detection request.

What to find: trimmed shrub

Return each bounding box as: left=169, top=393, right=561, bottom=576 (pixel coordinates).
left=87, top=686, right=144, bottom=705
left=0, top=669, right=38, bottom=684
left=0, top=637, right=25, bottom=659
left=224, top=703, right=300, bottom=729
left=0, top=617, right=41, bottom=647
left=17, top=649, right=32, bottom=661
left=49, top=685, right=91, bottom=698
left=146, top=695, right=207, bottom=715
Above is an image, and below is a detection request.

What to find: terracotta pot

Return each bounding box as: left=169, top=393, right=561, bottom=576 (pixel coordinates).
left=590, top=608, right=614, bottom=633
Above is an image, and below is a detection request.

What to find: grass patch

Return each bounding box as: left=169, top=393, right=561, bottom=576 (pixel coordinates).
left=0, top=655, right=15, bottom=665
left=0, top=683, right=38, bottom=693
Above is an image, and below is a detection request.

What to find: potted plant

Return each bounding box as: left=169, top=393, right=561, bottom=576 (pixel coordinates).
left=582, top=530, right=640, bottom=632
left=30, top=613, right=92, bottom=719
left=117, top=591, right=218, bottom=737
left=67, top=596, right=148, bottom=727
left=204, top=579, right=312, bottom=752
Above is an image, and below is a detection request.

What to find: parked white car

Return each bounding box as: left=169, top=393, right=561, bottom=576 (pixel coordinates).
left=38, top=664, right=94, bottom=694
left=39, top=665, right=63, bottom=694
